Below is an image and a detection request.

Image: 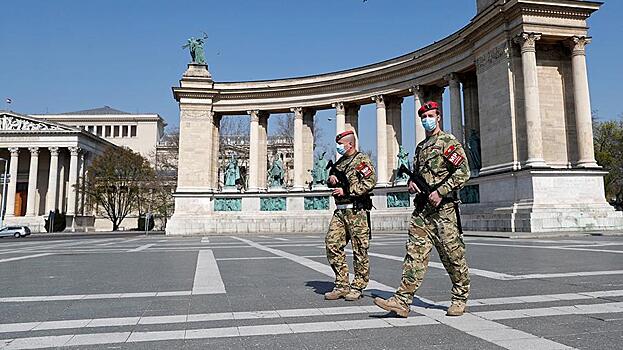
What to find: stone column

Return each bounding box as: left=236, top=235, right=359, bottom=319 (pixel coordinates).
left=462, top=75, right=480, bottom=139
left=291, top=107, right=305, bottom=190
left=568, top=36, right=598, bottom=167
left=211, top=114, right=221, bottom=189
left=373, top=95, right=389, bottom=186
left=334, top=102, right=346, bottom=134
left=258, top=112, right=269, bottom=190
left=46, top=147, right=60, bottom=212
left=302, top=110, right=315, bottom=185
left=66, top=147, right=80, bottom=216
left=515, top=32, right=547, bottom=167
left=247, top=110, right=261, bottom=192
left=410, top=85, right=427, bottom=146
left=78, top=152, right=86, bottom=216
left=5, top=147, right=19, bottom=217
left=345, top=105, right=360, bottom=146
left=445, top=73, right=465, bottom=143
left=386, top=97, right=403, bottom=177
left=26, top=147, right=39, bottom=217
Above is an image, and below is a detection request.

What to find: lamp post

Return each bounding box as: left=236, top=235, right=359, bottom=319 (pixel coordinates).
left=0, top=158, right=8, bottom=228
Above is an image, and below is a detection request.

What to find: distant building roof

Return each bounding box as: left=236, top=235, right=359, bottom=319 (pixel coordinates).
left=60, top=106, right=131, bottom=115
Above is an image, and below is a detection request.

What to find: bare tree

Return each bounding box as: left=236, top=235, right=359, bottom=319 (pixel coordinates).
left=80, top=147, right=154, bottom=231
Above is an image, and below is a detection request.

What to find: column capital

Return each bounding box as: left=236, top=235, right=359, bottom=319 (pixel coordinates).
left=566, top=36, right=591, bottom=57
left=68, top=146, right=81, bottom=156
left=332, top=102, right=345, bottom=113
left=290, top=107, right=304, bottom=117
left=48, top=147, right=59, bottom=156
left=28, top=147, right=39, bottom=156
left=409, top=85, right=424, bottom=96
left=444, top=73, right=461, bottom=85
left=372, top=95, right=385, bottom=108
left=514, top=32, right=541, bottom=53
left=247, top=110, right=260, bottom=122
left=8, top=147, right=20, bottom=156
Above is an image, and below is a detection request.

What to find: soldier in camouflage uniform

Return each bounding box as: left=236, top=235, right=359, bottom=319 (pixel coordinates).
left=374, top=101, right=471, bottom=317
left=324, top=130, right=377, bottom=301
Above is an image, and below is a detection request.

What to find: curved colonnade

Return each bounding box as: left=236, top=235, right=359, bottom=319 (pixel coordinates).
left=167, top=0, right=623, bottom=235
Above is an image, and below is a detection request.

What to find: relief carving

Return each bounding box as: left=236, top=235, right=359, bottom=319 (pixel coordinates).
left=475, top=43, right=509, bottom=74
left=0, top=115, right=63, bottom=131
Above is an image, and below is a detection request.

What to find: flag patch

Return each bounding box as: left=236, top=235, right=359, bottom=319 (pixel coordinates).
left=444, top=145, right=464, bottom=167
left=356, top=162, right=373, bottom=178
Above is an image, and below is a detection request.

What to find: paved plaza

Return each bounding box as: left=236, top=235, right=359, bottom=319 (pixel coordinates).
left=1, top=233, right=623, bottom=349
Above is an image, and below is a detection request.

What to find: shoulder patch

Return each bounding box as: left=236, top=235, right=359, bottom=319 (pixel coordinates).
left=443, top=145, right=464, bottom=167
left=356, top=162, right=373, bottom=178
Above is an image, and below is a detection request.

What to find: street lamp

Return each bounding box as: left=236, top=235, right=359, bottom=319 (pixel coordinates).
left=0, top=158, right=8, bottom=228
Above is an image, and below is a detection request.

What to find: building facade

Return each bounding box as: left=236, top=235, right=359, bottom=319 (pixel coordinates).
left=1, top=107, right=168, bottom=232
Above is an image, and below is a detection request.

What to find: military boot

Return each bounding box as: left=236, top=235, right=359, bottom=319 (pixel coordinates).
left=324, top=288, right=349, bottom=300
left=344, top=289, right=363, bottom=301
left=373, top=297, right=410, bottom=318
left=446, top=301, right=467, bottom=316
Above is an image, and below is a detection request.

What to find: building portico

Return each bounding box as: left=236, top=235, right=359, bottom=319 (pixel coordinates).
left=0, top=111, right=114, bottom=231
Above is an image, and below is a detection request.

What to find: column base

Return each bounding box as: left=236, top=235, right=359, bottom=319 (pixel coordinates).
left=575, top=160, right=600, bottom=168
left=524, top=159, right=548, bottom=168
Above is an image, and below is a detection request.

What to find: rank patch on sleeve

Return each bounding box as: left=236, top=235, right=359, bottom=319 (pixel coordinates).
left=443, top=145, right=464, bottom=167
left=356, top=162, right=373, bottom=178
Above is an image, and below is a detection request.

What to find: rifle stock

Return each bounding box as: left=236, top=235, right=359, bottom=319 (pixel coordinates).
left=326, top=160, right=350, bottom=193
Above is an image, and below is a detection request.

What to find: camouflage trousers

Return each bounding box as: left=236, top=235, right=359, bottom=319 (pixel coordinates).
left=394, top=204, right=470, bottom=307
left=325, top=209, right=370, bottom=291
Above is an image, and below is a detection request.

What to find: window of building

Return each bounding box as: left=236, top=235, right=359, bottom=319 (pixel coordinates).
left=96, top=125, right=102, bottom=136
left=122, top=125, right=128, bottom=137
left=87, top=125, right=94, bottom=133
left=79, top=125, right=86, bottom=130
left=105, top=125, right=111, bottom=137
left=113, top=125, right=120, bottom=137
left=130, top=125, right=137, bottom=137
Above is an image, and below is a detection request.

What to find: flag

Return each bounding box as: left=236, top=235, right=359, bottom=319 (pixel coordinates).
left=5, top=98, right=11, bottom=104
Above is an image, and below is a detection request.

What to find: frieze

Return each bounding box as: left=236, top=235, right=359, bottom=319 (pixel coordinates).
left=475, top=43, right=509, bottom=74
left=0, top=115, right=63, bottom=131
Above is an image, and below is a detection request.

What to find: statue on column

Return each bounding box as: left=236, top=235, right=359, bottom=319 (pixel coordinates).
left=267, top=154, right=285, bottom=188
left=182, top=33, right=208, bottom=64
left=223, top=154, right=240, bottom=189
left=311, top=152, right=329, bottom=188
left=395, top=145, right=410, bottom=184
left=467, top=129, right=482, bottom=177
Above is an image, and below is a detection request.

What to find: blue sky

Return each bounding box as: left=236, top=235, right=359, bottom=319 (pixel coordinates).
left=1, top=0, right=622, bottom=157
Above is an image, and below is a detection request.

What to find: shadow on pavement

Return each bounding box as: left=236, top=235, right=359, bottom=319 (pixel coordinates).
left=305, top=281, right=334, bottom=295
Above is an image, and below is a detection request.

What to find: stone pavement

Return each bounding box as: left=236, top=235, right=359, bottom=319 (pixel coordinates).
left=0, top=233, right=622, bottom=349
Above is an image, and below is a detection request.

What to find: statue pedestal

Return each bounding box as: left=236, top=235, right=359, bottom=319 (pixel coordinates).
left=268, top=186, right=285, bottom=192
left=222, top=186, right=239, bottom=193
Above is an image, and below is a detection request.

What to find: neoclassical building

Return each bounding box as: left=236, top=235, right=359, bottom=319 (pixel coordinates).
left=1, top=107, right=167, bottom=231
left=167, top=0, right=623, bottom=235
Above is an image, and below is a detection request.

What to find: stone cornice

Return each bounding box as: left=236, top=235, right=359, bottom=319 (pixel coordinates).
left=177, top=0, right=601, bottom=114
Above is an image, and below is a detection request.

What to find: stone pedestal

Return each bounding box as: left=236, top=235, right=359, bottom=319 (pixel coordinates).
left=461, top=169, right=623, bottom=233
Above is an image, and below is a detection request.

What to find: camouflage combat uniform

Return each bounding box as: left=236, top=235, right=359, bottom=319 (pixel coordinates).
left=393, top=130, right=471, bottom=308
left=325, top=152, right=377, bottom=293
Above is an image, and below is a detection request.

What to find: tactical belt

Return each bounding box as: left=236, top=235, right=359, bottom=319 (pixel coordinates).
left=336, top=204, right=354, bottom=210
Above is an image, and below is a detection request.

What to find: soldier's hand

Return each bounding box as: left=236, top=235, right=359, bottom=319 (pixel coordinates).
left=428, top=191, right=442, bottom=207
left=408, top=180, right=421, bottom=194
left=328, top=175, right=338, bottom=185
left=332, top=188, right=345, bottom=197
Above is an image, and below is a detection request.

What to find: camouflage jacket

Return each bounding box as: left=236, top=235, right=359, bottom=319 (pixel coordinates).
left=334, top=152, right=377, bottom=205
left=414, top=131, right=470, bottom=198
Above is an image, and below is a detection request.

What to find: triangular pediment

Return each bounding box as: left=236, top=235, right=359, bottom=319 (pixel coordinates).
left=0, top=111, right=76, bottom=132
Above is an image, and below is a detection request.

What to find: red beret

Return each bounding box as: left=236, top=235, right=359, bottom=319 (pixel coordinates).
left=335, top=130, right=354, bottom=142
left=418, top=101, right=440, bottom=117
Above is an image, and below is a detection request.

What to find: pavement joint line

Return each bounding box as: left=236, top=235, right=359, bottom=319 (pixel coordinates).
left=0, top=290, right=196, bottom=303
left=126, top=243, right=156, bottom=252
left=97, top=237, right=145, bottom=246
left=2, top=299, right=623, bottom=336
left=0, top=253, right=54, bottom=264
left=191, top=250, right=226, bottom=295
left=469, top=242, right=623, bottom=254
left=230, top=236, right=572, bottom=350
left=200, top=237, right=209, bottom=243
left=361, top=249, right=623, bottom=281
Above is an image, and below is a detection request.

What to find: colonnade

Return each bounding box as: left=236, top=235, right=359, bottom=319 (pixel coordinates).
left=2, top=146, right=87, bottom=218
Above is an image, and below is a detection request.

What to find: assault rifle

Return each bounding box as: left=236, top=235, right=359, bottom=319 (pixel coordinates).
left=397, top=164, right=433, bottom=196
left=326, top=159, right=350, bottom=194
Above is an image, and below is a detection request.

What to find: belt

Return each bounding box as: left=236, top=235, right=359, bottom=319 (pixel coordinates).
left=336, top=204, right=354, bottom=210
